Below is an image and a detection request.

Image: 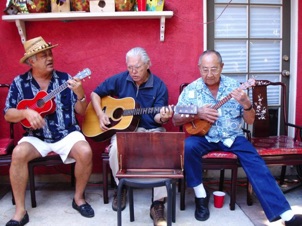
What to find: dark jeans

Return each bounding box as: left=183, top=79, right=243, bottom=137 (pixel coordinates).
left=184, top=135, right=291, bottom=222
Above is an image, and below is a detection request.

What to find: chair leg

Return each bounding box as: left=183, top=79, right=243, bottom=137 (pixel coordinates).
left=279, top=166, right=287, bottom=185
left=229, top=167, right=237, bottom=210
left=29, top=164, right=37, bottom=208
left=129, top=187, right=134, bottom=222
left=172, top=181, right=176, bottom=223
left=180, top=176, right=186, bottom=211
left=165, top=180, right=172, bottom=226
left=103, top=158, right=109, bottom=204
left=71, top=163, right=75, bottom=187
left=11, top=188, right=15, bottom=205
left=219, top=169, right=225, bottom=191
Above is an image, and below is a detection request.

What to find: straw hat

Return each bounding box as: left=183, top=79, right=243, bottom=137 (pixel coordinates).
left=20, top=36, right=58, bottom=64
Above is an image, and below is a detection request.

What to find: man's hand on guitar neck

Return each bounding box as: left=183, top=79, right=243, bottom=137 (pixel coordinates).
left=67, top=77, right=85, bottom=100
left=157, top=105, right=173, bottom=124
left=231, top=88, right=252, bottom=109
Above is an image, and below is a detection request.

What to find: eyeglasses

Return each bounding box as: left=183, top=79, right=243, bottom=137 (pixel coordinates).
left=200, top=67, right=220, bottom=75
left=127, top=64, right=144, bottom=72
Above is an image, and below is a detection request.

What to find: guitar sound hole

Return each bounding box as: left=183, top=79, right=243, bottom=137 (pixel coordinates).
left=37, top=99, right=45, bottom=108
left=113, top=108, right=123, bottom=120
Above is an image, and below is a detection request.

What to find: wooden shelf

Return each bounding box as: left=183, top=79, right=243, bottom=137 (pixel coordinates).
left=2, top=11, right=174, bottom=43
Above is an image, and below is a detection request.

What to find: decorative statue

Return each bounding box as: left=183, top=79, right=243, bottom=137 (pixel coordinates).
left=4, top=0, right=29, bottom=13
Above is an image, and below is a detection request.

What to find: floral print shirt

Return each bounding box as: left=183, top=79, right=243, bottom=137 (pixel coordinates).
left=176, top=75, right=244, bottom=147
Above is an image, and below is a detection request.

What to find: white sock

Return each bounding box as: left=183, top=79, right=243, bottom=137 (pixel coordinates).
left=280, top=210, right=295, bottom=221
left=193, top=183, right=207, bottom=198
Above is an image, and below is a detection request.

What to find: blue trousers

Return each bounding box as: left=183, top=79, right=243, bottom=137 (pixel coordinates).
left=184, top=135, right=291, bottom=222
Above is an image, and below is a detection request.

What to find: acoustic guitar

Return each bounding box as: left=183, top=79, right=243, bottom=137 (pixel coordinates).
left=184, top=78, right=256, bottom=136
left=82, top=95, right=197, bottom=142
left=17, top=68, right=91, bottom=128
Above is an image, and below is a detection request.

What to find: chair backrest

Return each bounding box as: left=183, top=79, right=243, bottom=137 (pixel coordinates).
left=0, top=84, right=13, bottom=139
left=251, top=80, right=287, bottom=137
left=116, top=132, right=185, bottom=179
left=0, top=84, right=14, bottom=156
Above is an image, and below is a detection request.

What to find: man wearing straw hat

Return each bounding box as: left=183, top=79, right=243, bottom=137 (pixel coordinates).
left=4, top=36, right=95, bottom=226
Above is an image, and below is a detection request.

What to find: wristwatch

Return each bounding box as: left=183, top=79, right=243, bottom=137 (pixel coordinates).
left=77, top=95, right=86, bottom=102
left=244, top=104, right=253, bottom=111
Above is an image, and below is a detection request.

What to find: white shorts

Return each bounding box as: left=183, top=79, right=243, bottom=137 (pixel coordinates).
left=18, top=131, right=86, bottom=164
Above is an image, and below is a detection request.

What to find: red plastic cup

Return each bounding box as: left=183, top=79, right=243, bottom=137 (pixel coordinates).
left=137, top=0, right=147, bottom=11
left=213, top=191, right=225, bottom=208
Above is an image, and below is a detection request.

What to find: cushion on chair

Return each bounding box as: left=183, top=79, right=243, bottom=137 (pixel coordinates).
left=252, top=135, right=302, bottom=156
left=202, top=151, right=237, bottom=159
left=0, top=138, right=14, bottom=155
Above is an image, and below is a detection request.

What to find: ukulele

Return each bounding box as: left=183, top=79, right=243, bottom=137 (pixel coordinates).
left=82, top=95, right=197, bottom=142
left=17, top=68, right=91, bottom=128
left=184, top=78, right=256, bottom=136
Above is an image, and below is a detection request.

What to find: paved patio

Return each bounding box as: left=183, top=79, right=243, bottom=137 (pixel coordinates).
left=0, top=175, right=301, bottom=226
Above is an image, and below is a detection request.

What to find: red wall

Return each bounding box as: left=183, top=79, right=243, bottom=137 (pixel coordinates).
left=0, top=1, right=203, bottom=173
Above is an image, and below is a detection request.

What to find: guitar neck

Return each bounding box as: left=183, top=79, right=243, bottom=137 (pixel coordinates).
left=40, top=68, right=91, bottom=103
left=123, top=106, right=175, bottom=116
left=212, top=93, right=232, bottom=110
left=42, top=82, right=69, bottom=103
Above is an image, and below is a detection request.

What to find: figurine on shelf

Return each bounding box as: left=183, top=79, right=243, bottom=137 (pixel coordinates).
left=4, top=0, right=29, bottom=14
left=3, top=1, right=20, bottom=15
left=4, top=0, right=50, bottom=13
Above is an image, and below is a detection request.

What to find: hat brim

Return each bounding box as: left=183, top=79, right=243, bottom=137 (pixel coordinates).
left=20, top=44, right=58, bottom=64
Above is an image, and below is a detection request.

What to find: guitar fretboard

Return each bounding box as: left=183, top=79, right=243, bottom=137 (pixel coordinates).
left=212, top=94, right=232, bottom=110
left=39, top=68, right=90, bottom=105
left=211, top=79, right=254, bottom=110
left=42, top=82, right=69, bottom=103
left=123, top=106, right=175, bottom=116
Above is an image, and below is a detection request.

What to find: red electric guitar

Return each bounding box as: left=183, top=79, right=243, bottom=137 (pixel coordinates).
left=17, top=68, right=91, bottom=128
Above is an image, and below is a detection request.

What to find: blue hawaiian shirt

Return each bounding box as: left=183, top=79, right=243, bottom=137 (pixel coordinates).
left=4, top=70, right=81, bottom=143
left=176, top=75, right=244, bottom=147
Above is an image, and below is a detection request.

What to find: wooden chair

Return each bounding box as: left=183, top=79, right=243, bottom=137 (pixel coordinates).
left=179, top=83, right=239, bottom=211
left=247, top=80, right=302, bottom=205
left=0, top=84, right=75, bottom=207
left=115, top=132, right=185, bottom=226
left=0, top=84, right=15, bottom=157
left=0, top=84, right=15, bottom=202
left=28, top=153, right=75, bottom=207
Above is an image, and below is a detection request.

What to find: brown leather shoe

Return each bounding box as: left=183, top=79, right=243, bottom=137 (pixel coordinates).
left=112, top=187, right=127, bottom=211
left=285, top=214, right=302, bottom=226
left=150, top=201, right=167, bottom=226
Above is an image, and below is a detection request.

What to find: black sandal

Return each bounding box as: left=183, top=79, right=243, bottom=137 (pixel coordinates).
left=72, top=199, right=95, bottom=218
left=6, top=212, right=29, bottom=226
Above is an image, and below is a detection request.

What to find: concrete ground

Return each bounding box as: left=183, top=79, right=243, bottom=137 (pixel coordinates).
left=0, top=176, right=301, bottom=226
